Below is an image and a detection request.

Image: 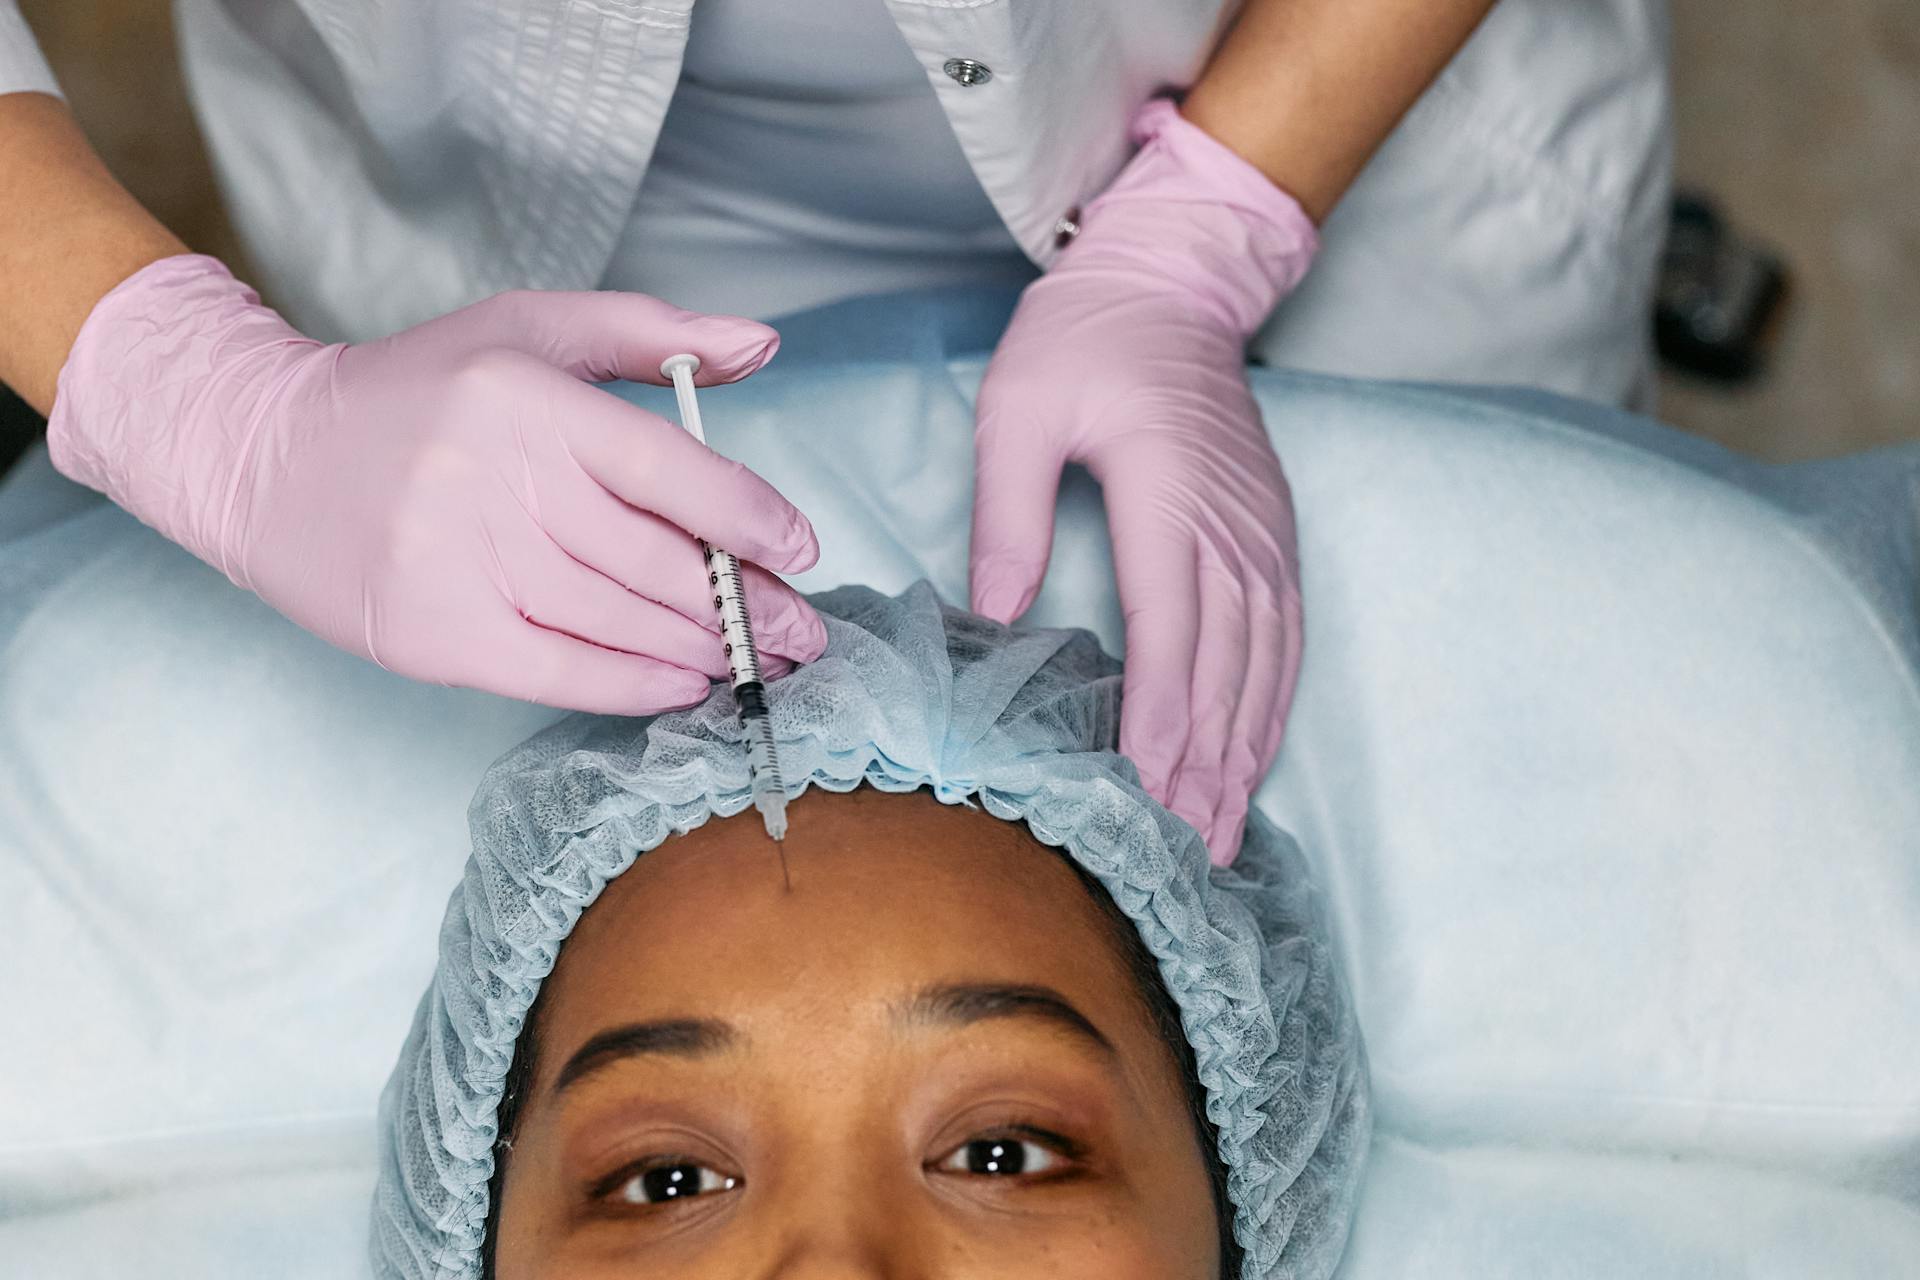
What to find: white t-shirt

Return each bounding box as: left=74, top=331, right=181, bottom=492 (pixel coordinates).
left=600, top=0, right=1038, bottom=319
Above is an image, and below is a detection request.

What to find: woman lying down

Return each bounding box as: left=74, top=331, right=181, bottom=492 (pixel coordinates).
left=372, top=583, right=1368, bottom=1278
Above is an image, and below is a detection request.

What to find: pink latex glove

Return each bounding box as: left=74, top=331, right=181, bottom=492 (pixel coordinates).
left=48, top=256, right=827, bottom=713
left=970, top=99, right=1318, bottom=863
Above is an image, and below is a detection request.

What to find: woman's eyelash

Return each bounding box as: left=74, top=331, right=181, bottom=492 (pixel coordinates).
left=581, top=1125, right=1090, bottom=1205
left=587, top=1156, right=740, bottom=1206
left=996, top=1124, right=1086, bottom=1160
left=934, top=1123, right=1090, bottom=1180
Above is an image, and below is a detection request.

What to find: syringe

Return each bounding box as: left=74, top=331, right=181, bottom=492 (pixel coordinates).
left=659, top=354, right=792, bottom=852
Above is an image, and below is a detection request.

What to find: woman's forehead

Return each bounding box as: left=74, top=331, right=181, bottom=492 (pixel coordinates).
left=537, top=787, right=1138, bottom=1049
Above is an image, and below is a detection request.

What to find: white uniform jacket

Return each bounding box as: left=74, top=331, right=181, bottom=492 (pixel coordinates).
left=2, top=0, right=1670, bottom=401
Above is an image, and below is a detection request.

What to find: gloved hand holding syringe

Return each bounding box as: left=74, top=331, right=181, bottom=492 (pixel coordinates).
left=44, top=265, right=828, bottom=716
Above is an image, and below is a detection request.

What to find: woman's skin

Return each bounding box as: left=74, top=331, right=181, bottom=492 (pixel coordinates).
left=492, top=786, right=1220, bottom=1279
left=0, top=0, right=1496, bottom=412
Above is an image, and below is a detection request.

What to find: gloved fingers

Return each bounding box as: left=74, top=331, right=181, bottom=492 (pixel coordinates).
left=1261, top=573, right=1306, bottom=769
left=458, top=290, right=780, bottom=386
left=968, top=405, right=1067, bottom=623
left=1203, top=522, right=1305, bottom=863
left=543, top=473, right=827, bottom=663
left=1208, top=571, right=1290, bottom=866
left=548, top=375, right=819, bottom=574
left=1166, top=551, right=1252, bottom=860
left=710, top=558, right=825, bottom=666
left=1111, top=501, right=1202, bottom=805
left=1209, top=807, right=1252, bottom=869
left=510, top=537, right=735, bottom=680
left=494, top=622, right=713, bottom=715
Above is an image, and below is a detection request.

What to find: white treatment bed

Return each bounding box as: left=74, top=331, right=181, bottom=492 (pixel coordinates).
left=1, top=295, right=1916, bottom=1275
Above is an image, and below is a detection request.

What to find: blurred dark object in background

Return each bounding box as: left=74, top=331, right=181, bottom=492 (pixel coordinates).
left=1656, top=193, right=1792, bottom=385
left=0, top=389, right=44, bottom=481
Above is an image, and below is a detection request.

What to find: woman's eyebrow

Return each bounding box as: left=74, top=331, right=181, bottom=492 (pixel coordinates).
left=899, top=982, right=1116, bottom=1058
left=552, top=1018, right=739, bottom=1096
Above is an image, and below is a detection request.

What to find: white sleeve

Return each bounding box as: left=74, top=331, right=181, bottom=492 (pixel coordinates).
left=0, top=1, right=61, bottom=99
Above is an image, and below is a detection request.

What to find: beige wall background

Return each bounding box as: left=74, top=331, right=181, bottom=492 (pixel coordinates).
left=1660, top=0, right=1919, bottom=460
left=19, top=0, right=1919, bottom=461
left=20, top=0, right=241, bottom=266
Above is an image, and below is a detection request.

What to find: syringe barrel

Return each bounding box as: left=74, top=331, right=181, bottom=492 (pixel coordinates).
left=738, top=684, right=783, bottom=776
left=701, top=543, right=764, bottom=689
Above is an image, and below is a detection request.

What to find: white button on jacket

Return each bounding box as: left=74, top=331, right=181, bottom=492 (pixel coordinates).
left=1, top=0, right=1670, bottom=402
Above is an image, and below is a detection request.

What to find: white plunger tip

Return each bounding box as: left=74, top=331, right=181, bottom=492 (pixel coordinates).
left=660, top=353, right=701, bottom=381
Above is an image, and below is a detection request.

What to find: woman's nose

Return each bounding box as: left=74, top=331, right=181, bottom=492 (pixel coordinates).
left=760, top=1218, right=925, bottom=1280
left=754, top=1162, right=933, bottom=1280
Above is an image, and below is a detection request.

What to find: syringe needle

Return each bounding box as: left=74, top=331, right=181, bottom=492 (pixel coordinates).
left=769, top=813, right=791, bottom=891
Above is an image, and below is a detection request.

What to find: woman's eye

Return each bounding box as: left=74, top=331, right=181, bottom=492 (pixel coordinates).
left=937, top=1136, right=1064, bottom=1178
left=609, top=1160, right=740, bottom=1206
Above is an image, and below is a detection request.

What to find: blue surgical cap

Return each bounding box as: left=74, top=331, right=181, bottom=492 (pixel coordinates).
left=372, top=582, right=1368, bottom=1277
